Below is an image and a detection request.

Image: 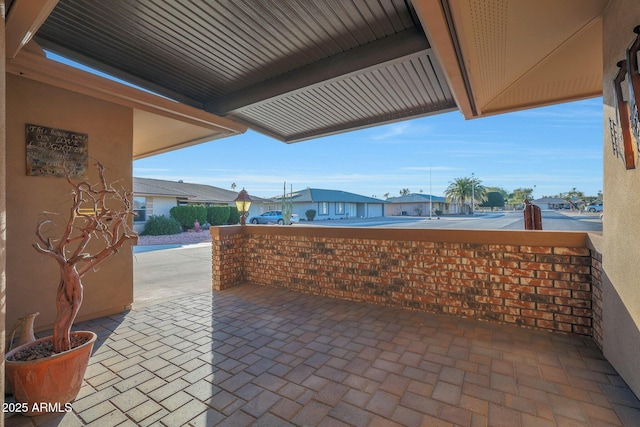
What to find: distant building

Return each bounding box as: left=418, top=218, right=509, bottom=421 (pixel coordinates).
left=385, top=193, right=457, bottom=216
left=531, top=197, right=573, bottom=210
left=270, top=188, right=385, bottom=220
left=133, top=177, right=268, bottom=231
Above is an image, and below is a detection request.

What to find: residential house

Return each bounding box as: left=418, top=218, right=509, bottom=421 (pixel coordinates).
left=531, top=197, right=575, bottom=210
left=385, top=193, right=456, bottom=216
left=270, top=188, right=385, bottom=220
left=133, top=177, right=268, bottom=232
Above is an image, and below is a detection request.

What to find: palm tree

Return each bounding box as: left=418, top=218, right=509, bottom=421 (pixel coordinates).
left=445, top=177, right=471, bottom=213
left=445, top=176, right=486, bottom=214
left=471, top=176, right=487, bottom=210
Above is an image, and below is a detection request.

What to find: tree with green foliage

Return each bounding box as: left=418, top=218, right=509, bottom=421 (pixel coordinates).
left=485, top=186, right=509, bottom=200
left=445, top=176, right=486, bottom=214
left=399, top=188, right=410, bottom=196
left=445, top=177, right=471, bottom=213
left=480, top=192, right=505, bottom=211
left=508, top=188, right=534, bottom=206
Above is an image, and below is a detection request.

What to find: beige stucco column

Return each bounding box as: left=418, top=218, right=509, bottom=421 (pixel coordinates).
left=602, top=0, right=640, bottom=399
left=1, top=0, right=7, bottom=416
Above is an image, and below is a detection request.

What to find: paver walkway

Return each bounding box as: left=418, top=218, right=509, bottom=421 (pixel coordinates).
left=6, top=283, right=640, bottom=426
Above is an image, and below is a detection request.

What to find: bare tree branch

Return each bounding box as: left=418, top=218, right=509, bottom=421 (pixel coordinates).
left=33, top=161, right=138, bottom=352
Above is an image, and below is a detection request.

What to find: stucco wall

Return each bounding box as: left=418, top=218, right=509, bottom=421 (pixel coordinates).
left=1, top=2, right=7, bottom=407
left=6, top=74, right=134, bottom=333
left=150, top=196, right=177, bottom=218
left=602, top=0, right=640, bottom=398
left=294, top=202, right=384, bottom=220
left=385, top=202, right=450, bottom=216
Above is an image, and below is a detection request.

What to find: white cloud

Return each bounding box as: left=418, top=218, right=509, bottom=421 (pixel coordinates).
left=371, top=123, right=412, bottom=140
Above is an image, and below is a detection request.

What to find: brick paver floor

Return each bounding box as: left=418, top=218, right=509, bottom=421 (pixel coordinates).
left=6, top=283, right=640, bottom=426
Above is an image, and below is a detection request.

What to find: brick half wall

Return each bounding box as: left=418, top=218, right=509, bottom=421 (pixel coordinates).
left=211, top=226, right=596, bottom=336
left=588, top=234, right=604, bottom=349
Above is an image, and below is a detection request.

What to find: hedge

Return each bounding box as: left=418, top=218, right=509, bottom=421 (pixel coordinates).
left=169, top=205, right=207, bottom=230
left=207, top=206, right=231, bottom=225
left=228, top=206, right=241, bottom=225
left=140, top=215, right=183, bottom=236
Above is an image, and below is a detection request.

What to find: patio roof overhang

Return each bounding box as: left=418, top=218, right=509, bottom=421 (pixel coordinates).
left=5, top=0, right=608, bottom=150
left=413, top=0, right=607, bottom=119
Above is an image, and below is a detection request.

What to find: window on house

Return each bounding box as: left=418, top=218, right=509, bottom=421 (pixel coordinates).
left=336, top=202, right=345, bottom=214
left=319, top=202, right=329, bottom=215
left=134, top=197, right=146, bottom=222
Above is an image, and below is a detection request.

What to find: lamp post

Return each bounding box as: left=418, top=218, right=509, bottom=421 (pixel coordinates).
left=471, top=172, right=475, bottom=216
left=234, top=188, right=252, bottom=225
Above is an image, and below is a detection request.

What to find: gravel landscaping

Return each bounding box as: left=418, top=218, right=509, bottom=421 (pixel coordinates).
left=136, top=231, right=211, bottom=246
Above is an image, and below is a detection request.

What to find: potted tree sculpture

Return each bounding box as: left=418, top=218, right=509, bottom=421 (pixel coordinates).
left=5, top=162, right=137, bottom=416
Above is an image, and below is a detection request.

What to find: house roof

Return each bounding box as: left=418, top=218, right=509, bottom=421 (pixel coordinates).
left=532, top=197, right=571, bottom=205
left=274, top=188, right=384, bottom=204
left=7, top=0, right=606, bottom=150
left=134, top=177, right=268, bottom=204
left=387, top=194, right=447, bottom=203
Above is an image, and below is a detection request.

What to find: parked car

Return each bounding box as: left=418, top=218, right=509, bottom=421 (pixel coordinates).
left=249, top=210, right=299, bottom=225
left=585, top=203, right=603, bottom=213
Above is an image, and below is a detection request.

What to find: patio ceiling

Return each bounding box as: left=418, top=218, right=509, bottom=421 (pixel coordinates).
left=7, top=0, right=607, bottom=147
left=414, top=0, right=608, bottom=118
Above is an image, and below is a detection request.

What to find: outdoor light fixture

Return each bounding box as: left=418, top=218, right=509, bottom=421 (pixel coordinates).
left=234, top=188, right=252, bottom=225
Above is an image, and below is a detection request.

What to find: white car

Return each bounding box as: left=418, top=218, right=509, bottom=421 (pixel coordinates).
left=585, top=204, right=603, bottom=213
left=249, top=211, right=299, bottom=225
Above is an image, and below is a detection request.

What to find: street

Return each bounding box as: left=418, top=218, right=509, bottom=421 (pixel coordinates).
left=301, top=210, right=603, bottom=232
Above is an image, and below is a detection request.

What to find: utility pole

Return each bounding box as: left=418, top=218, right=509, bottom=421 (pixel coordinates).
left=429, top=165, right=433, bottom=220
left=471, top=172, right=475, bottom=216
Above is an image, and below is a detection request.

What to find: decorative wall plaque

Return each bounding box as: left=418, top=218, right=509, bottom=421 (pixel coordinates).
left=26, top=124, right=88, bottom=178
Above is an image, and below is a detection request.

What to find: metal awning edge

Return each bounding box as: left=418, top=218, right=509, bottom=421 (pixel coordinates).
left=7, top=48, right=248, bottom=136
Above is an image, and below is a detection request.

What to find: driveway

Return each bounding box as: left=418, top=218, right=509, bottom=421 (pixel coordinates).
left=133, top=242, right=212, bottom=309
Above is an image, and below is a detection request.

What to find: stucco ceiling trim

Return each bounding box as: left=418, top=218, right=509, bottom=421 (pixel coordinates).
left=446, top=0, right=608, bottom=117
left=411, top=0, right=476, bottom=119
left=8, top=49, right=247, bottom=159
left=5, top=0, right=58, bottom=59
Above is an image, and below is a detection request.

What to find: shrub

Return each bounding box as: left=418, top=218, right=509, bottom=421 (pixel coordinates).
left=207, top=206, right=231, bottom=225
left=140, top=215, right=182, bottom=236
left=228, top=206, right=240, bottom=225
left=306, top=209, right=316, bottom=221
left=170, top=205, right=207, bottom=230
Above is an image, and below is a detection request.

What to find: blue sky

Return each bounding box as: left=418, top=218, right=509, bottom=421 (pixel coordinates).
left=48, top=52, right=603, bottom=200
left=134, top=98, right=603, bottom=199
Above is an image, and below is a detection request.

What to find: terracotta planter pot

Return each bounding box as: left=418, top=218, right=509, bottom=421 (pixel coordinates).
left=5, top=331, right=97, bottom=416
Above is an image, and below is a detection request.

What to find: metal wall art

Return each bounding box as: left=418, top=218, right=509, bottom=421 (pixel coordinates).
left=611, top=26, right=640, bottom=170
